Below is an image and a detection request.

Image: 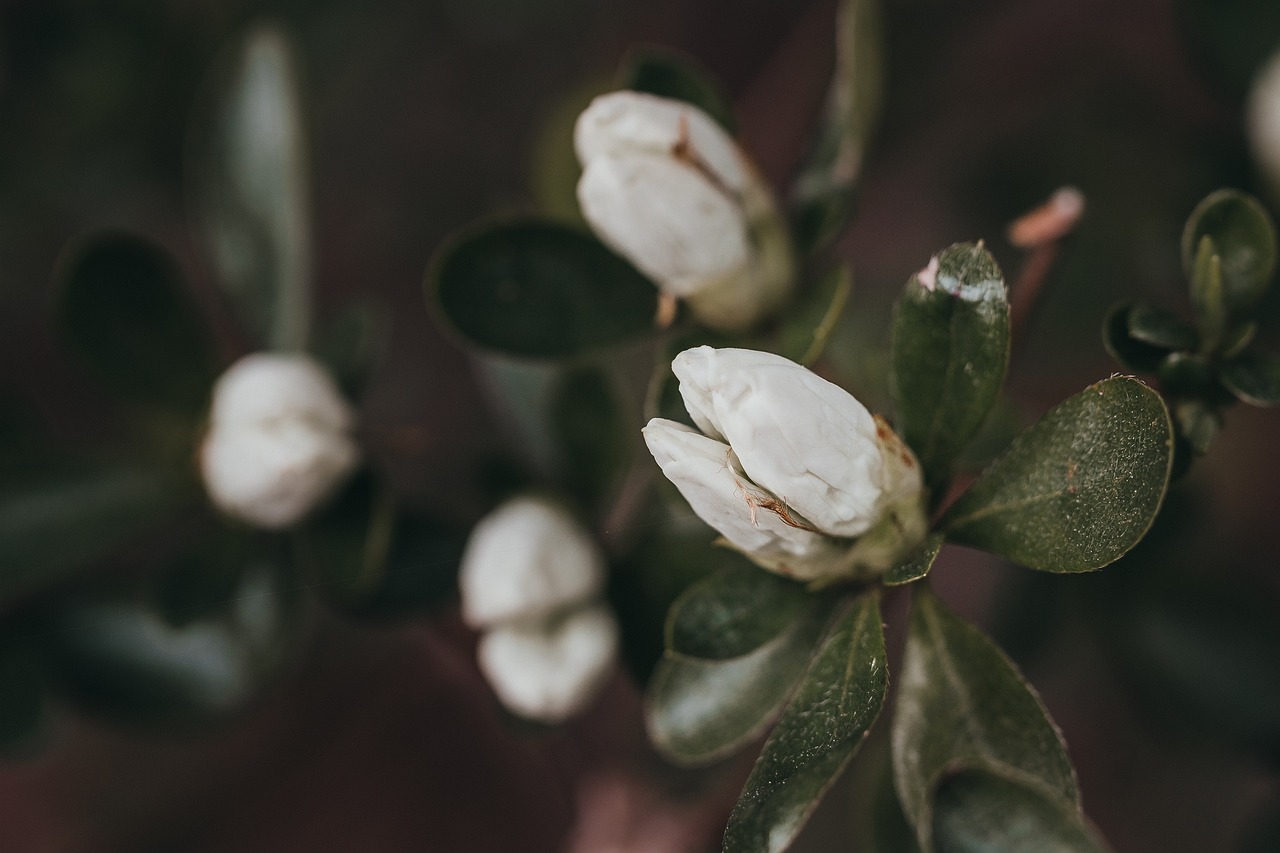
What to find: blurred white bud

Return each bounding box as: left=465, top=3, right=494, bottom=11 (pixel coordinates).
left=574, top=91, right=794, bottom=330
left=200, top=353, right=359, bottom=529
left=477, top=603, right=619, bottom=724
left=1248, top=46, right=1280, bottom=199
left=645, top=346, right=927, bottom=581
left=458, top=495, right=605, bottom=629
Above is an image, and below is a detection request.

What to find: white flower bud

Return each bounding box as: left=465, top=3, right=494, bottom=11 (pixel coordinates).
left=200, top=353, right=359, bottom=529
left=574, top=91, right=794, bottom=331
left=458, top=496, right=605, bottom=629
left=1248, top=46, right=1280, bottom=199
left=477, top=603, right=619, bottom=724
left=646, top=346, right=928, bottom=581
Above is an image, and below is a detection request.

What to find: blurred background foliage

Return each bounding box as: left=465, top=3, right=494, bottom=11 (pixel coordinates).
left=0, top=0, right=1279, bottom=850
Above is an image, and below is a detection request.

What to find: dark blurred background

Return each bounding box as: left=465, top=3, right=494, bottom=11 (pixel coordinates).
left=1, top=0, right=1278, bottom=850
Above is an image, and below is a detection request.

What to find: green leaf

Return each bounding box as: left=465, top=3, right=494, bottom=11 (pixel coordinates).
left=646, top=598, right=836, bottom=767
left=941, top=377, right=1172, bottom=573
left=619, top=45, right=735, bottom=133
left=776, top=264, right=853, bottom=367
left=1181, top=189, right=1277, bottom=315
left=665, top=563, right=811, bottom=661
left=338, top=512, right=465, bottom=621
left=891, top=243, right=1010, bottom=486
left=932, top=769, right=1108, bottom=853
left=723, top=592, right=888, bottom=853
left=54, top=232, right=215, bottom=414
left=1171, top=398, right=1220, bottom=455
left=1189, top=236, right=1228, bottom=352
left=46, top=556, right=304, bottom=728
left=1126, top=302, right=1198, bottom=351
left=550, top=367, right=629, bottom=506
left=1222, top=349, right=1280, bottom=406
left=0, top=462, right=195, bottom=602
left=790, top=0, right=884, bottom=254
left=196, top=25, right=312, bottom=350
left=892, top=588, right=1079, bottom=851
left=312, top=299, right=386, bottom=399
left=300, top=471, right=396, bottom=606
left=884, top=533, right=944, bottom=586
left=428, top=219, right=659, bottom=360
left=1155, top=351, right=1216, bottom=398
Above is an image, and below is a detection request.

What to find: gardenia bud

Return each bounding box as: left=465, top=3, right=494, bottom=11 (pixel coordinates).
left=476, top=604, right=619, bottom=725
left=574, top=91, right=794, bottom=331
left=200, top=352, right=359, bottom=529
left=643, top=346, right=927, bottom=582
left=458, top=495, right=606, bottom=629
left=1248, top=45, right=1280, bottom=199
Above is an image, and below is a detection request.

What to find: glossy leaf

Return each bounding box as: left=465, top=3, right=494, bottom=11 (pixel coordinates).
left=932, top=770, right=1108, bottom=853
left=196, top=25, right=312, bottom=350
left=893, top=588, right=1079, bottom=850
left=892, top=243, right=1010, bottom=485
left=646, top=598, right=835, bottom=767
left=0, top=463, right=194, bottom=602
left=1222, top=349, right=1280, bottom=406
left=790, top=0, right=884, bottom=253
left=55, top=233, right=215, bottom=414
left=551, top=367, right=630, bottom=506
left=46, top=557, right=303, bottom=727
left=941, top=377, right=1172, bottom=573
left=619, top=46, right=735, bottom=133
left=665, top=563, right=810, bottom=660
left=723, top=592, right=887, bottom=853
left=428, top=219, right=658, bottom=359
left=884, top=533, right=944, bottom=586
left=312, top=299, right=386, bottom=398
left=1181, top=189, right=1277, bottom=314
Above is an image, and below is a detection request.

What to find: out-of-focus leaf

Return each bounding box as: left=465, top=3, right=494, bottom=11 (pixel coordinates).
left=891, top=243, right=1010, bottom=487
left=893, top=588, right=1079, bottom=851
left=665, top=563, right=810, bottom=661
left=55, top=232, right=215, bottom=414
left=196, top=25, right=312, bottom=350
left=790, top=0, right=883, bottom=254
left=0, top=645, right=48, bottom=758
left=1127, top=302, right=1198, bottom=351
left=776, top=264, right=853, bottom=366
left=312, top=299, right=386, bottom=399
left=884, top=533, right=944, bottom=587
left=528, top=77, right=612, bottom=223
left=619, top=45, right=736, bottom=133
left=646, top=598, right=835, bottom=767
left=339, top=512, right=466, bottom=621
left=46, top=556, right=303, bottom=728
left=1181, top=189, right=1277, bottom=315
left=1171, top=398, right=1220, bottom=455
left=1222, top=348, right=1280, bottom=405
left=550, top=366, right=629, bottom=506
left=428, top=219, right=658, bottom=360
left=932, top=769, right=1109, bottom=853
left=941, top=377, right=1172, bottom=573
left=301, top=471, right=395, bottom=606
left=723, top=592, right=887, bottom=853
left=0, top=463, right=195, bottom=602
left=1155, top=351, right=1216, bottom=398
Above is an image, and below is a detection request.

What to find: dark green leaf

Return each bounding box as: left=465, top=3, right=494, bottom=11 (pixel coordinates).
left=892, top=588, right=1079, bottom=850
left=1181, top=189, right=1277, bottom=314
left=941, top=377, right=1172, bottom=573
left=195, top=25, right=312, bottom=350
left=619, top=46, right=735, bottom=133
left=933, top=770, right=1108, bottom=853
left=1189, top=236, right=1228, bottom=352
left=339, top=512, right=466, bottom=621
left=300, top=471, right=395, bottom=606
left=312, top=299, right=386, bottom=399
left=55, top=232, right=215, bottom=414
left=1102, top=303, right=1166, bottom=373
left=1222, top=349, right=1280, bottom=406
left=428, top=219, right=659, bottom=360
left=551, top=367, right=629, bottom=506
left=1156, top=350, right=1216, bottom=398
left=776, top=264, right=853, bottom=367
left=884, top=533, right=944, bottom=586
left=46, top=555, right=304, bottom=728
left=723, top=592, right=887, bottom=853
left=1171, top=398, right=1220, bottom=455
left=790, top=0, right=884, bottom=254
left=891, top=243, right=1010, bottom=486
left=0, top=463, right=195, bottom=602
left=665, top=563, right=810, bottom=660
left=646, top=598, right=835, bottom=767
left=1126, top=302, right=1198, bottom=351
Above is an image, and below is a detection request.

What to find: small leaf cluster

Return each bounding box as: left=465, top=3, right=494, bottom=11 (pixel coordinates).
left=1105, top=189, right=1280, bottom=465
